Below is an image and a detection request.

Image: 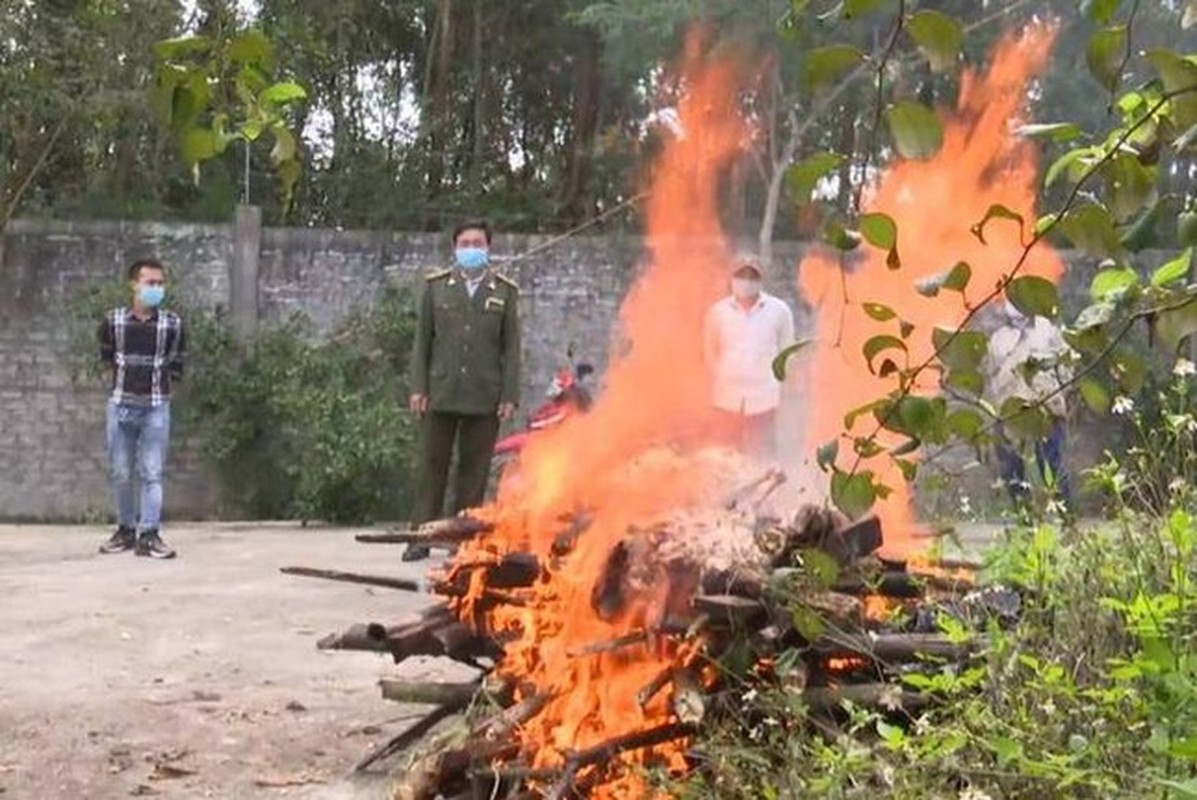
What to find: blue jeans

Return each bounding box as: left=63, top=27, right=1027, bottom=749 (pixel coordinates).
left=106, top=401, right=171, bottom=532
left=995, top=417, right=1072, bottom=509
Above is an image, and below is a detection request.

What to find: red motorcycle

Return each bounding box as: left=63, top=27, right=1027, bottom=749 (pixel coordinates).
left=492, top=363, right=594, bottom=475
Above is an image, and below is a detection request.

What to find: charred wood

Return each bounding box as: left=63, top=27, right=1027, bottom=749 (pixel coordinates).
left=279, top=566, right=421, bottom=592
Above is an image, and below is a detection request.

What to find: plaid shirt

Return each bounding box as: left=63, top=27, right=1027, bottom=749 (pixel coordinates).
left=98, top=307, right=186, bottom=407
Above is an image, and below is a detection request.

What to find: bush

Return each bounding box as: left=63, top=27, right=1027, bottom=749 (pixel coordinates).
left=665, top=390, right=1197, bottom=799
left=72, top=280, right=420, bottom=524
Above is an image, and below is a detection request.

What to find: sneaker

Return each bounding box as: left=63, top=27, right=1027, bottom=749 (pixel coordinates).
left=401, top=544, right=431, bottom=562
left=99, top=526, right=136, bottom=554
left=135, top=530, right=177, bottom=559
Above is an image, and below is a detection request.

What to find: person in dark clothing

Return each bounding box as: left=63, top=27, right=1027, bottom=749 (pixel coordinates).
left=97, top=258, right=185, bottom=559
left=404, top=220, right=521, bottom=561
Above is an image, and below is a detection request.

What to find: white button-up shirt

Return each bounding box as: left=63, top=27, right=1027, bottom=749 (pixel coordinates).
left=704, top=292, right=796, bottom=415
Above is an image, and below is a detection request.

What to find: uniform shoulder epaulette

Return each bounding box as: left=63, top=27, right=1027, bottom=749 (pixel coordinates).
left=425, top=268, right=452, bottom=281
left=495, top=273, right=519, bottom=290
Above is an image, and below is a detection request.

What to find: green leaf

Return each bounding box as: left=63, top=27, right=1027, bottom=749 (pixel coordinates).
left=1015, top=122, right=1083, bottom=143
left=823, top=220, right=861, bottom=251
left=844, top=399, right=887, bottom=430
left=863, top=302, right=896, bottom=321
left=1079, top=376, right=1111, bottom=414
left=946, top=368, right=984, bottom=395
left=1154, top=291, right=1197, bottom=353
left=1152, top=248, right=1193, bottom=286
left=772, top=339, right=814, bottom=380
left=153, top=34, right=213, bottom=60
left=1000, top=396, right=1052, bottom=442
left=971, top=204, right=1023, bottom=245
left=890, top=437, right=921, bottom=457
left=932, top=327, right=988, bottom=372
left=787, top=152, right=843, bottom=202
left=1086, top=26, right=1126, bottom=93
left=816, top=439, right=839, bottom=471
left=180, top=127, right=223, bottom=164
left=261, top=80, right=308, bottom=105
left=893, top=395, right=938, bottom=438
left=1045, top=147, right=1096, bottom=188
left=1104, top=153, right=1157, bottom=223
left=947, top=408, right=984, bottom=440
left=1057, top=203, right=1121, bottom=257
left=1158, top=779, right=1197, bottom=799
left=830, top=470, right=876, bottom=519
left=863, top=335, right=907, bottom=374
left=1006, top=275, right=1060, bottom=319
left=228, top=29, right=273, bottom=66
left=803, top=45, right=864, bottom=93
left=1081, top=0, right=1120, bottom=25
left=1179, top=211, right=1197, bottom=246
left=944, top=261, right=972, bottom=292
left=885, top=101, right=943, bottom=160
left=905, top=10, right=962, bottom=73
left=915, top=263, right=970, bottom=297
left=843, top=0, right=882, bottom=19
left=1111, top=348, right=1147, bottom=394
left=270, top=125, right=297, bottom=165
left=1090, top=264, right=1139, bottom=300
left=860, top=212, right=897, bottom=250
left=1147, top=49, right=1197, bottom=130
left=894, top=457, right=918, bottom=481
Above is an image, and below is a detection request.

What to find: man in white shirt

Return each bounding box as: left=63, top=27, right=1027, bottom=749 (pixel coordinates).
left=703, top=254, right=796, bottom=458
left=983, top=301, right=1074, bottom=511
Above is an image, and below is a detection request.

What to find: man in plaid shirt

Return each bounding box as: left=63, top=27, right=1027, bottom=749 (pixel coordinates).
left=97, top=258, right=185, bottom=559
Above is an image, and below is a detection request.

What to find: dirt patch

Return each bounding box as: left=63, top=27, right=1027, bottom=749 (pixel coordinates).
left=0, top=523, right=450, bottom=800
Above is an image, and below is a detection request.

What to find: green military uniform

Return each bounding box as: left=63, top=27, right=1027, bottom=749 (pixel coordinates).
left=409, top=267, right=521, bottom=530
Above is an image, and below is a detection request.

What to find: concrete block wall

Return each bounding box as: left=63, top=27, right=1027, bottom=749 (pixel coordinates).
left=0, top=211, right=1154, bottom=520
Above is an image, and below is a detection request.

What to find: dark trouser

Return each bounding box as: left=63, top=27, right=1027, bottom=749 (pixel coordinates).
left=715, top=409, right=777, bottom=460
left=995, top=417, right=1072, bottom=510
left=411, top=411, right=501, bottom=525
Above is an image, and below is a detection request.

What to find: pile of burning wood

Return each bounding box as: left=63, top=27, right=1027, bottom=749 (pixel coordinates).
left=284, top=450, right=1018, bottom=799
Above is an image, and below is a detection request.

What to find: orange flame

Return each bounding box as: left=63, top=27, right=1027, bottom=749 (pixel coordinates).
left=458, top=32, right=757, bottom=794
left=799, top=24, right=1064, bottom=554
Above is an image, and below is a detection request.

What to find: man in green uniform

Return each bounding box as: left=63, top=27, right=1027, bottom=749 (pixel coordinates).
left=404, top=220, right=521, bottom=561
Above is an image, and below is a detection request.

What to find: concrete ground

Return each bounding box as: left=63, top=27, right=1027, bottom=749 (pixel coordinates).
left=0, top=523, right=460, bottom=800
left=0, top=521, right=1004, bottom=800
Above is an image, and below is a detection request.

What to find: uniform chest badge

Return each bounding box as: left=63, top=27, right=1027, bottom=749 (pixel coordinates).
left=484, top=296, right=506, bottom=312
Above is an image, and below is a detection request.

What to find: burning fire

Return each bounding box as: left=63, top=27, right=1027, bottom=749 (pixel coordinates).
left=799, top=24, right=1064, bottom=553
left=451, top=24, right=1061, bottom=798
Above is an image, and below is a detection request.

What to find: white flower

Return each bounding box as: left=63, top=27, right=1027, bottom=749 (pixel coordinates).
left=958, top=495, right=973, bottom=515
left=1112, top=396, right=1135, bottom=415
left=1170, top=478, right=1188, bottom=495
left=1175, top=358, right=1196, bottom=378
left=741, top=688, right=758, bottom=704
left=959, top=789, right=994, bottom=800
left=1040, top=699, right=1057, bottom=716
left=762, top=716, right=780, bottom=726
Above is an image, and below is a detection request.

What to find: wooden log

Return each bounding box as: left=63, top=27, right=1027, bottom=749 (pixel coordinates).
left=357, top=516, right=493, bottom=546
left=802, top=683, right=931, bottom=714
left=692, top=594, right=766, bottom=626
left=813, top=633, right=985, bottom=663
left=568, top=631, right=648, bottom=658
left=800, top=592, right=865, bottom=629
left=279, top=565, right=421, bottom=592
left=316, top=623, right=389, bottom=652
left=353, top=704, right=460, bottom=772
left=493, top=722, right=698, bottom=793
left=379, top=679, right=480, bottom=707
left=472, top=692, right=554, bottom=743
left=636, top=666, right=673, bottom=709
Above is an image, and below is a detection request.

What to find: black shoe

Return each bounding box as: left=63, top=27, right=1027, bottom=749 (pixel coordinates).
left=135, top=530, right=177, bottom=559
left=401, top=544, right=431, bottom=562
left=99, top=526, right=136, bottom=554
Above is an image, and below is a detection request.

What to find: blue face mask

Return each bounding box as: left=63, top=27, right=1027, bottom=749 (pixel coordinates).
left=138, top=285, right=165, bottom=308
left=455, top=247, right=489, bottom=271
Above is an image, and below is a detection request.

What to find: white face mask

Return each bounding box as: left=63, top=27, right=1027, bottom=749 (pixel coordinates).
left=731, top=278, right=762, bottom=300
